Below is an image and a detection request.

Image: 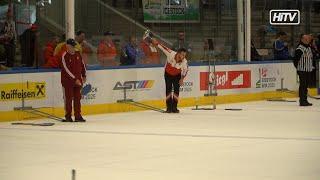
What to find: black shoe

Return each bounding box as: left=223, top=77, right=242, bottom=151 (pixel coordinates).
left=62, top=117, right=73, bottom=122
left=172, top=109, right=180, bottom=113
left=300, top=102, right=312, bottom=106
left=306, top=102, right=313, bottom=106
left=74, top=117, right=86, bottom=122
left=165, top=109, right=172, bottom=113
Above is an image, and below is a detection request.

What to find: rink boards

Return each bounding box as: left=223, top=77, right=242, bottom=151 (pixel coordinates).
left=0, top=62, right=316, bottom=121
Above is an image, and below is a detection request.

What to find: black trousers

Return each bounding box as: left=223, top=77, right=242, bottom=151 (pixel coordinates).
left=165, top=72, right=181, bottom=111
left=20, top=31, right=35, bottom=67
left=4, top=43, right=15, bottom=67
left=297, top=71, right=311, bottom=103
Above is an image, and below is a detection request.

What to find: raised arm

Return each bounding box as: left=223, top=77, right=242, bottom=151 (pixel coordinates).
left=151, top=39, right=175, bottom=57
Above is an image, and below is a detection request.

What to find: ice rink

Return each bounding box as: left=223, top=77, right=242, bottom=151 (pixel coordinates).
left=0, top=99, right=320, bottom=180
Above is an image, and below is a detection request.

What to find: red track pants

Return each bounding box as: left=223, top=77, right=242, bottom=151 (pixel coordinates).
left=62, top=85, right=82, bottom=119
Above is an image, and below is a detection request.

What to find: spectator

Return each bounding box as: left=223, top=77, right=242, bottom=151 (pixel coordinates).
left=120, top=35, right=144, bottom=65
left=43, top=36, right=60, bottom=68
left=140, top=34, right=160, bottom=65
left=54, top=30, right=85, bottom=60
left=75, top=30, right=85, bottom=51
left=273, top=31, right=289, bottom=60
left=310, top=34, right=320, bottom=60
left=81, top=41, right=93, bottom=65
left=202, top=38, right=214, bottom=61
left=0, top=9, right=16, bottom=67
left=172, top=31, right=192, bottom=55
left=97, top=31, right=118, bottom=66
left=20, top=24, right=38, bottom=67
left=251, top=40, right=261, bottom=61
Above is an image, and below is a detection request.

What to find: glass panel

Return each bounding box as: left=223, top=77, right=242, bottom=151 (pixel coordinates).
left=251, top=0, right=320, bottom=61
left=0, top=0, right=320, bottom=71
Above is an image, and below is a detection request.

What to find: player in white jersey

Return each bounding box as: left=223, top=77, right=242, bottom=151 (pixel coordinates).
left=151, top=38, right=189, bottom=113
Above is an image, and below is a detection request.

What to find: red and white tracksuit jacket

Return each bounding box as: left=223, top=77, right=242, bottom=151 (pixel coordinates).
left=157, top=44, right=188, bottom=76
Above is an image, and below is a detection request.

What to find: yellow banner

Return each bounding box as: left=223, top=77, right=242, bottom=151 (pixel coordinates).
left=0, top=82, right=46, bottom=101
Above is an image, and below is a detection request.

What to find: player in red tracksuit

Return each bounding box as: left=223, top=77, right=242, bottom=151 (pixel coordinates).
left=61, top=39, right=87, bottom=122
left=151, top=38, right=189, bottom=113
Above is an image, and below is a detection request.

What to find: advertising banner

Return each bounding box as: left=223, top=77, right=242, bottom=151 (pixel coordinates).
left=0, top=62, right=300, bottom=112
left=253, top=64, right=281, bottom=89
left=142, top=0, right=200, bottom=23
left=200, top=70, right=251, bottom=91
left=0, top=81, right=46, bottom=102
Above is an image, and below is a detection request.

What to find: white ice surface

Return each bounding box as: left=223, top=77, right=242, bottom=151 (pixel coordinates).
left=0, top=99, right=320, bottom=180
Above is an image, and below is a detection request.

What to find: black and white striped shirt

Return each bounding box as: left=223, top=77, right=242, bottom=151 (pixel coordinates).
left=294, top=43, right=314, bottom=72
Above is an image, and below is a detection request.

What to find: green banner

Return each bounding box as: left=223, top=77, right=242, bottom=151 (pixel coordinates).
left=142, top=0, right=200, bottom=23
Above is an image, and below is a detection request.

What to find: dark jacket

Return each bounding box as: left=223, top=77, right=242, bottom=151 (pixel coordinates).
left=120, top=43, right=144, bottom=65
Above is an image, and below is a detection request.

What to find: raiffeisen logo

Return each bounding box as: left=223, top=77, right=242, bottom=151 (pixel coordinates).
left=113, top=80, right=155, bottom=90
left=269, top=10, right=300, bottom=25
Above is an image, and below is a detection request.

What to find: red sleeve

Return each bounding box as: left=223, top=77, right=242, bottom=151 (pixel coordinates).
left=44, top=46, right=54, bottom=64
left=97, top=43, right=107, bottom=61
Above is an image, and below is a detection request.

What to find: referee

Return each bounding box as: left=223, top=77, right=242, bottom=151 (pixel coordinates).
left=294, top=34, right=314, bottom=106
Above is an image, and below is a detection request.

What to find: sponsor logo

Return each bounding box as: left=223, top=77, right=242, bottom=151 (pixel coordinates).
left=180, top=81, right=193, bottom=92
left=113, top=80, right=154, bottom=91
left=200, top=71, right=251, bottom=90
left=164, top=0, right=185, bottom=15
left=0, top=82, right=46, bottom=101
left=81, top=83, right=98, bottom=100
left=269, top=10, right=300, bottom=25
left=256, top=68, right=277, bottom=88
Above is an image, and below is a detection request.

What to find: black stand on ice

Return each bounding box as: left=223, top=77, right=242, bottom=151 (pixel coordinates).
left=12, top=82, right=64, bottom=125
left=193, top=51, right=217, bottom=110
left=267, top=78, right=296, bottom=102
left=72, top=169, right=76, bottom=180
left=117, top=86, right=165, bottom=113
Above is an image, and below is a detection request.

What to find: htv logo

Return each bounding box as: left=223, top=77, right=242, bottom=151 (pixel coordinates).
left=270, top=10, right=300, bottom=25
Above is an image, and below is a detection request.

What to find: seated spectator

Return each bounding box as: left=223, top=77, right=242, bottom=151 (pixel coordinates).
left=19, top=24, right=38, bottom=67
left=97, top=31, right=118, bottom=66
left=172, top=31, right=192, bottom=56
left=0, top=9, right=16, bottom=67
left=251, top=40, right=261, bottom=61
left=310, top=35, right=320, bottom=60
left=273, top=31, right=289, bottom=60
left=81, top=41, right=93, bottom=65
left=140, top=35, right=160, bottom=65
left=120, top=35, right=144, bottom=66
left=43, top=36, right=60, bottom=68
left=202, top=38, right=214, bottom=60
